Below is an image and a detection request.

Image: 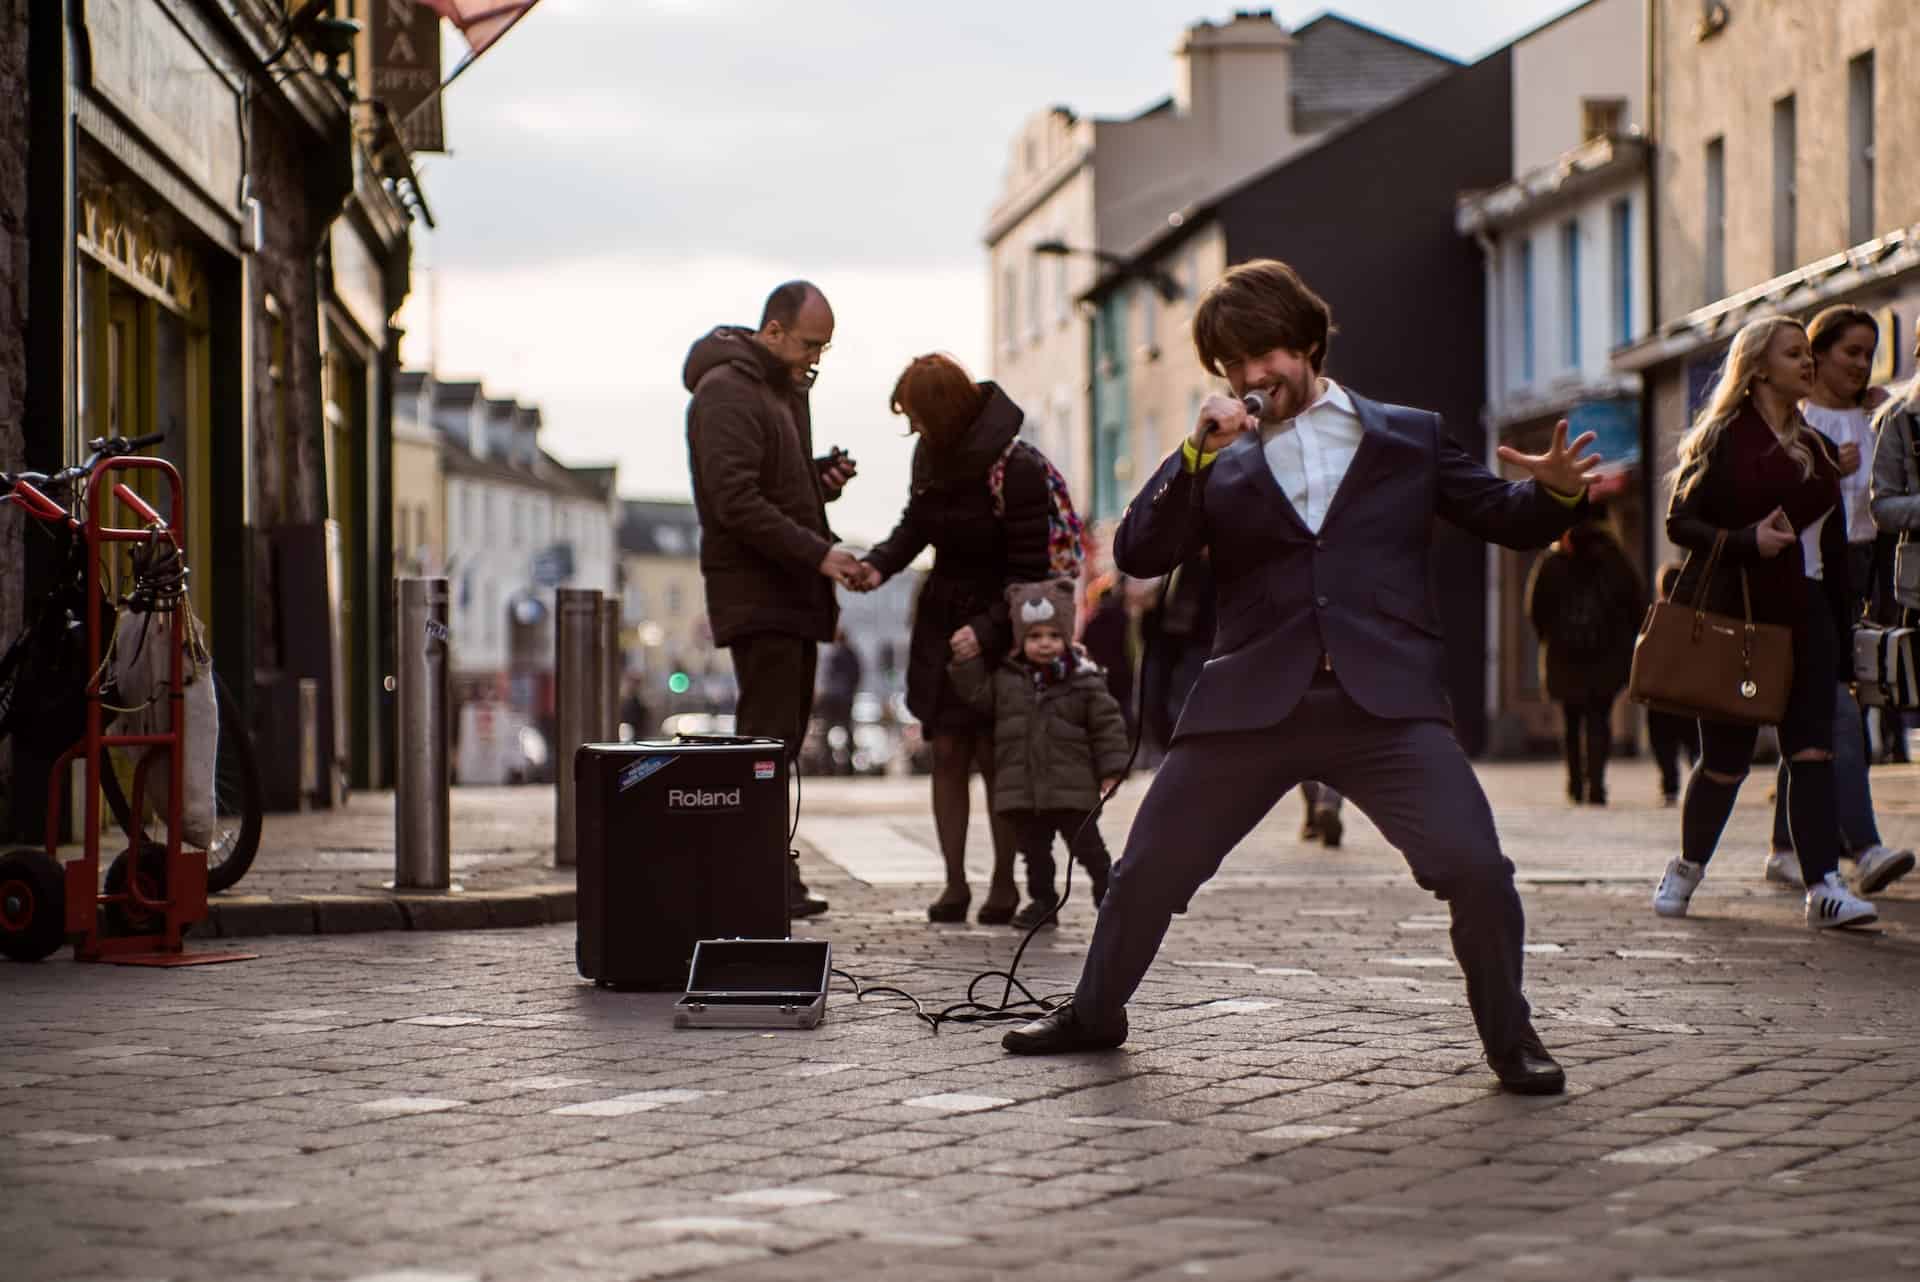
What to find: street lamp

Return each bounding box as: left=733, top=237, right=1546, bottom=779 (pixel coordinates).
left=1032, top=238, right=1183, bottom=302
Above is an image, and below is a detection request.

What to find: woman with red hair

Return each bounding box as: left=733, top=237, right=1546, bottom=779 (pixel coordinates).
left=858, top=354, right=1054, bottom=922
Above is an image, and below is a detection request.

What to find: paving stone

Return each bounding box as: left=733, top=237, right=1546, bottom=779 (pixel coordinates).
left=8, top=762, right=1920, bottom=1280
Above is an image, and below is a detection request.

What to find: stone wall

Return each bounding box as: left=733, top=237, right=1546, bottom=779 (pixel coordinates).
left=0, top=0, right=31, bottom=822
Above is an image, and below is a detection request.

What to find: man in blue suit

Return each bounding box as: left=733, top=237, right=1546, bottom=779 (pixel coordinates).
left=1003, top=260, right=1600, bottom=1095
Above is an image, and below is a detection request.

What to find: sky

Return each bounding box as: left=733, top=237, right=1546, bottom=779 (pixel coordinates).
left=400, top=0, right=1586, bottom=545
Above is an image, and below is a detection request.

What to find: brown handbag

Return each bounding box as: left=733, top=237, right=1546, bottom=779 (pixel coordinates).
left=1628, top=531, right=1794, bottom=725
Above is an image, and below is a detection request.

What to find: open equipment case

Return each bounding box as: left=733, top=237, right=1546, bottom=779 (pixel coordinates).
left=674, top=938, right=832, bottom=1030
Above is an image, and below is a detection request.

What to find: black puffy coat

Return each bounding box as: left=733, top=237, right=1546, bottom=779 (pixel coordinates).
left=1523, top=526, right=1644, bottom=703
left=949, top=654, right=1132, bottom=813
left=683, top=327, right=839, bottom=647
left=863, top=383, right=1051, bottom=732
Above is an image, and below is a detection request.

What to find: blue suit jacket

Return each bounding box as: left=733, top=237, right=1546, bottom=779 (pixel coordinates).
left=1113, top=391, right=1581, bottom=740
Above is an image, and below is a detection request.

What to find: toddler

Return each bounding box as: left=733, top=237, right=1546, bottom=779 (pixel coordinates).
left=950, top=579, right=1131, bottom=928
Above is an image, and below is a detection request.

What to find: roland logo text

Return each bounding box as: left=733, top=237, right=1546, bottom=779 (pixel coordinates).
left=667, top=787, right=743, bottom=810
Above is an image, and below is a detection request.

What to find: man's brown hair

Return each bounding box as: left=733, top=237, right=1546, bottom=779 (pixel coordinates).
left=1192, top=258, right=1336, bottom=376
left=890, top=353, right=985, bottom=448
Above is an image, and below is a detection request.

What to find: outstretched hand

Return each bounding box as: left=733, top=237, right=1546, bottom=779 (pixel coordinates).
left=1495, top=419, right=1601, bottom=496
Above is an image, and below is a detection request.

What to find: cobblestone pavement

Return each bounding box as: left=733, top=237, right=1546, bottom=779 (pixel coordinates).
left=6, top=761, right=1920, bottom=1282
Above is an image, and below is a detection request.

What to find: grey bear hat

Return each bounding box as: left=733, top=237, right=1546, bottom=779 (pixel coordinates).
left=1007, top=578, right=1078, bottom=653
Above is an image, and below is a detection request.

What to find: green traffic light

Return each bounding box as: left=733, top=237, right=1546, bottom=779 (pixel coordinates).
left=668, top=672, right=692, bottom=694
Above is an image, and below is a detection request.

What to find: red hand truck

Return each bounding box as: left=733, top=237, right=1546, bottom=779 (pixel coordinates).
left=1, top=438, right=252, bottom=966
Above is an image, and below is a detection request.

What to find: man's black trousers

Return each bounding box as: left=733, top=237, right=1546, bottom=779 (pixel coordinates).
left=1074, top=672, right=1536, bottom=1061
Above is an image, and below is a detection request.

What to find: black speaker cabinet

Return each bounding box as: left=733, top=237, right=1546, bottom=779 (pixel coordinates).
left=575, top=737, right=791, bottom=989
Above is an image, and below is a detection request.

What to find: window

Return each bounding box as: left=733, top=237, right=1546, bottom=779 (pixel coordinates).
left=1000, top=265, right=1017, bottom=352
left=1704, top=136, right=1726, bottom=302
left=667, top=583, right=684, bottom=617
left=1561, top=220, right=1581, bottom=370
left=1026, top=250, right=1043, bottom=341
left=1773, top=94, right=1797, bottom=274
left=1581, top=98, right=1626, bottom=142
left=1610, top=197, right=1633, bottom=347
left=1849, top=51, right=1875, bottom=244
left=1518, top=237, right=1535, bottom=387
left=1053, top=242, right=1069, bottom=325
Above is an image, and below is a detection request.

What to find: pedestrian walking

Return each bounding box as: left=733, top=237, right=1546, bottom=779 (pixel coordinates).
left=1002, top=259, right=1596, bottom=1095
left=816, top=631, right=862, bottom=775
left=1755, top=307, right=1914, bottom=894
left=1079, top=572, right=1137, bottom=737
left=683, top=280, right=861, bottom=919
left=1644, top=560, right=1701, bottom=805
left=1524, top=510, right=1642, bottom=806
left=1650, top=315, right=1880, bottom=930
left=949, top=579, right=1130, bottom=930
left=1868, top=316, right=1920, bottom=761
left=852, top=354, right=1053, bottom=924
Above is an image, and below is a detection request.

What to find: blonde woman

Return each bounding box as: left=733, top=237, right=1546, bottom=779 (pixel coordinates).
left=1651, top=315, right=1877, bottom=928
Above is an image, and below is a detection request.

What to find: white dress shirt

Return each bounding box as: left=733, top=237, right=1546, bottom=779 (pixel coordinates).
left=1259, top=378, right=1365, bottom=533
left=1801, top=402, right=1877, bottom=544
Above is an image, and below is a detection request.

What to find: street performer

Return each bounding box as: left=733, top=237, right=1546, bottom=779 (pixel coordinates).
left=1001, top=260, right=1601, bottom=1095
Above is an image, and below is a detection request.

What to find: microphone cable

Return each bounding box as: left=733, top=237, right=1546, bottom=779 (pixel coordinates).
left=828, top=392, right=1251, bottom=1033
left=830, top=574, right=1169, bottom=1032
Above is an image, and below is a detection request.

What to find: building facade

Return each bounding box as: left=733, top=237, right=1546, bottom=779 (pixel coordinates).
left=1456, top=0, right=1651, bottom=754
left=399, top=375, right=619, bottom=740
left=1619, top=0, right=1920, bottom=577
left=983, top=10, right=1454, bottom=534
left=2, top=0, right=426, bottom=832
left=618, top=499, right=719, bottom=721
left=1083, top=46, right=1515, bottom=752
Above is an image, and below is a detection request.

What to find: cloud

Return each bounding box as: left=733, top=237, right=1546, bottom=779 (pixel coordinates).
left=401, top=250, right=987, bottom=545
left=411, top=0, right=1583, bottom=540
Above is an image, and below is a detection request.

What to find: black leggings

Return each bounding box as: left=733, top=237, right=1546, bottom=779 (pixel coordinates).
left=1680, top=587, right=1841, bottom=884
left=1560, top=695, right=1615, bottom=796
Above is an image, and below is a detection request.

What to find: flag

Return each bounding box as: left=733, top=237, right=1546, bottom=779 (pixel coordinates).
left=401, top=1, right=544, bottom=133
left=422, top=1, right=541, bottom=60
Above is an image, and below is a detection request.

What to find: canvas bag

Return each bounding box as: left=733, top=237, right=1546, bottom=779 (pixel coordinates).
left=1628, top=531, right=1794, bottom=726
left=110, top=610, right=218, bottom=849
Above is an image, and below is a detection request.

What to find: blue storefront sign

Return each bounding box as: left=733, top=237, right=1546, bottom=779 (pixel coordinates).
left=1568, top=398, right=1642, bottom=473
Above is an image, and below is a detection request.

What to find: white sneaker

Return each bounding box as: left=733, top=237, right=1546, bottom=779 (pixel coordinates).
left=1854, top=845, right=1916, bottom=895
left=1763, top=850, right=1805, bottom=890
left=1653, top=858, right=1706, bottom=918
left=1806, top=872, right=1878, bottom=929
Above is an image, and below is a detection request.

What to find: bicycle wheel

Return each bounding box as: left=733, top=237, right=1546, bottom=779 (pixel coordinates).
left=205, top=670, right=263, bottom=894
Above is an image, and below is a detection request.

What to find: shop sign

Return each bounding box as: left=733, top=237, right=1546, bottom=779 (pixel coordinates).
left=1568, top=398, right=1641, bottom=475
left=82, top=0, right=244, bottom=213
left=371, top=0, right=447, bottom=153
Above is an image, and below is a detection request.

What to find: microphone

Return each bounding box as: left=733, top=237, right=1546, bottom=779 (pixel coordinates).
left=1242, top=390, right=1267, bottom=419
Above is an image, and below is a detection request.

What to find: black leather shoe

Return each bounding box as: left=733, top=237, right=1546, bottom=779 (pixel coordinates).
left=1002, top=1002, right=1127, bottom=1054
left=790, top=893, right=829, bottom=919
left=1009, top=898, right=1059, bottom=930
left=1489, top=1037, right=1566, bottom=1095
left=1316, top=807, right=1343, bottom=849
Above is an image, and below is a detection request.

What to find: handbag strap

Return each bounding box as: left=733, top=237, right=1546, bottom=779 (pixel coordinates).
left=1686, top=531, right=1729, bottom=615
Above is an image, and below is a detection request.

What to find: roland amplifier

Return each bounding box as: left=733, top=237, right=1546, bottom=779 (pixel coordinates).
left=575, top=737, right=791, bottom=989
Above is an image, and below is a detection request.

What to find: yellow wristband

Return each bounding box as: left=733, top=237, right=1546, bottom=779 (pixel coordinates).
left=1544, top=484, right=1585, bottom=506
left=1181, top=439, right=1220, bottom=473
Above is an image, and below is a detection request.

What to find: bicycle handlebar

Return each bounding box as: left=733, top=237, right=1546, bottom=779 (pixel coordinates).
left=1, top=431, right=166, bottom=510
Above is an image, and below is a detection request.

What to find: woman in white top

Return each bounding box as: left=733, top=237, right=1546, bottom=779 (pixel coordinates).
left=1762, top=306, right=1915, bottom=898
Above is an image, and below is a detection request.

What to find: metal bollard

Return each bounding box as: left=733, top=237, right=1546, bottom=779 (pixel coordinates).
left=395, top=577, right=451, bottom=889
left=599, top=595, right=621, bottom=741
left=554, top=588, right=604, bottom=868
